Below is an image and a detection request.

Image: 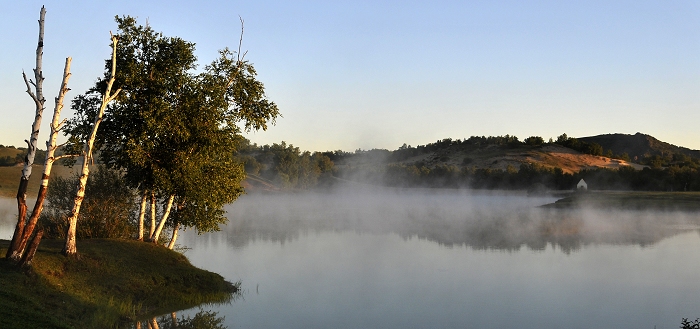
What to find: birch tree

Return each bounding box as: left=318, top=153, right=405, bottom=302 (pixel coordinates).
left=7, top=6, right=47, bottom=260
left=61, top=33, right=120, bottom=256
left=7, top=7, right=73, bottom=264
left=11, top=58, right=73, bottom=262
left=65, top=16, right=279, bottom=246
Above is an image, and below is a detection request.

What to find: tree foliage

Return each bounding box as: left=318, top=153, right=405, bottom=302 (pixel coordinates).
left=64, top=16, right=279, bottom=234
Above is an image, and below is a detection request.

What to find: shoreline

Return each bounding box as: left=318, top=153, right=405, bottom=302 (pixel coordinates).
left=0, top=238, right=238, bottom=328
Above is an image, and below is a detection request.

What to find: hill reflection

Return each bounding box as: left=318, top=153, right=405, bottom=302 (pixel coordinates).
left=212, top=190, right=700, bottom=254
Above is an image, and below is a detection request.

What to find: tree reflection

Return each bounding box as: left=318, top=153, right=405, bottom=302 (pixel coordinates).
left=214, top=192, right=700, bottom=253
left=132, top=310, right=226, bottom=329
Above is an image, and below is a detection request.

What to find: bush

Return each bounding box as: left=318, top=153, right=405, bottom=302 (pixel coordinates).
left=40, top=166, right=136, bottom=239
left=682, top=318, right=700, bottom=329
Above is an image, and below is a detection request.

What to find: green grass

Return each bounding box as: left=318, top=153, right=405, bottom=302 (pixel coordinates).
left=0, top=164, right=76, bottom=198
left=544, top=191, right=700, bottom=211
left=0, top=239, right=238, bottom=328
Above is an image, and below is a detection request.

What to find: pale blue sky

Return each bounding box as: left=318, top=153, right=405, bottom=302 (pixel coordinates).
left=1, top=1, right=698, bottom=152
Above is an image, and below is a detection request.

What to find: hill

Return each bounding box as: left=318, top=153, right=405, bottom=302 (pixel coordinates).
left=323, top=133, right=700, bottom=190
left=331, top=138, right=645, bottom=175
left=579, top=132, right=700, bottom=162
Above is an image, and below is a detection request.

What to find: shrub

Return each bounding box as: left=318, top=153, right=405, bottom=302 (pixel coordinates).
left=40, top=166, right=136, bottom=239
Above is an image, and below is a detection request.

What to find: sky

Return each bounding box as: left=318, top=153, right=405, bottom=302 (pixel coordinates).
left=0, top=1, right=698, bottom=152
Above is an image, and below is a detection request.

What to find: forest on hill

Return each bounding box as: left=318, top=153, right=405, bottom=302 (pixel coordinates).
left=233, top=132, right=700, bottom=192
left=3, top=132, right=700, bottom=192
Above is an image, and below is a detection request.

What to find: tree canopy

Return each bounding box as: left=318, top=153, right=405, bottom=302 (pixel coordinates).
left=65, top=16, right=279, bottom=234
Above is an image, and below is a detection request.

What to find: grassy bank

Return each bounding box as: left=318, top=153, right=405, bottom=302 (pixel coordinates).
left=0, top=238, right=238, bottom=328
left=543, top=191, right=700, bottom=211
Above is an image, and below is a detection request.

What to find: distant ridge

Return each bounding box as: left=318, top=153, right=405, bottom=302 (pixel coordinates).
left=579, top=132, right=700, bottom=161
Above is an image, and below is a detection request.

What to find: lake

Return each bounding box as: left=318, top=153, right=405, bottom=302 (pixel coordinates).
left=2, top=190, right=700, bottom=328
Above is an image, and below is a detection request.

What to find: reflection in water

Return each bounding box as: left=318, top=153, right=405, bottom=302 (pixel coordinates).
left=0, top=197, right=18, bottom=240
left=172, top=190, right=700, bottom=329
left=130, top=310, right=226, bottom=329
left=3, top=191, right=700, bottom=328
left=212, top=190, right=699, bottom=253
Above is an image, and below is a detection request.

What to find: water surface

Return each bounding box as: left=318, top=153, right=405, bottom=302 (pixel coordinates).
left=173, top=190, right=700, bottom=329
left=3, top=191, right=699, bottom=328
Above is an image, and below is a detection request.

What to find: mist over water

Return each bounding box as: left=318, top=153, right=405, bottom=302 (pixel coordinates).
left=174, top=189, right=700, bottom=329
left=2, top=190, right=700, bottom=328
left=187, top=188, right=700, bottom=253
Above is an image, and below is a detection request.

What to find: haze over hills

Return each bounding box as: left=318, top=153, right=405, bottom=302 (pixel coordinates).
left=329, top=132, right=699, bottom=174
left=2, top=132, right=700, bottom=193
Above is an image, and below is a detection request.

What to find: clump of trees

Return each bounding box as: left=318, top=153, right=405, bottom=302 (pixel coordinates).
left=57, top=16, right=279, bottom=253
left=553, top=133, right=604, bottom=156
left=8, top=9, right=280, bottom=260
left=235, top=139, right=334, bottom=189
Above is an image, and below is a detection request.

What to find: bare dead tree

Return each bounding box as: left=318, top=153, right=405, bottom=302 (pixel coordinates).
left=13, top=58, right=73, bottom=262
left=7, top=6, right=47, bottom=261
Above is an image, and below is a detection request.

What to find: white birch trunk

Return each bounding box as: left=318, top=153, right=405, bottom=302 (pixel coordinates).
left=150, top=194, right=174, bottom=243
left=62, top=34, right=121, bottom=256
left=167, top=222, right=180, bottom=250
left=7, top=6, right=47, bottom=260
left=149, top=317, right=160, bottom=329
left=20, top=5, right=47, bottom=182
left=11, top=57, right=72, bottom=260
left=170, top=312, right=178, bottom=327
left=137, top=191, right=147, bottom=240
left=149, top=192, right=156, bottom=237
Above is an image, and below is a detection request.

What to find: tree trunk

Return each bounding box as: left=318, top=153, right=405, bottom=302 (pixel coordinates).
left=62, top=34, right=121, bottom=256
left=167, top=222, right=180, bottom=250
left=14, top=57, right=72, bottom=259
left=149, top=317, right=160, bottom=329
left=149, top=192, right=156, bottom=238
left=6, top=179, right=28, bottom=259
left=18, top=229, right=43, bottom=268
left=7, top=6, right=47, bottom=261
left=137, top=191, right=147, bottom=240
left=150, top=194, right=174, bottom=243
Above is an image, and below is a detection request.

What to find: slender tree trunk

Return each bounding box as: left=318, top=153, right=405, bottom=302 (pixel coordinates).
left=62, top=34, right=121, bottom=256
left=149, top=317, right=160, bottom=329
left=150, top=194, right=174, bottom=243
left=7, top=6, right=47, bottom=260
left=137, top=190, right=147, bottom=240
left=170, top=312, right=178, bottom=327
left=18, top=229, right=43, bottom=268
left=13, top=57, right=72, bottom=260
left=149, top=192, right=156, bottom=238
left=7, top=181, right=28, bottom=259
left=167, top=222, right=180, bottom=250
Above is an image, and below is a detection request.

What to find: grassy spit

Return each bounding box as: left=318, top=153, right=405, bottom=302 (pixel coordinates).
left=543, top=191, right=700, bottom=211
left=0, top=238, right=238, bottom=328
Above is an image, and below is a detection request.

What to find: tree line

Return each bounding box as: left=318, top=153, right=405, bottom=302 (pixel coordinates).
left=235, top=139, right=334, bottom=190
left=337, top=162, right=700, bottom=191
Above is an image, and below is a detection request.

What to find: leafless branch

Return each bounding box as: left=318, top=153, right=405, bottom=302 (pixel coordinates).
left=237, top=16, right=247, bottom=62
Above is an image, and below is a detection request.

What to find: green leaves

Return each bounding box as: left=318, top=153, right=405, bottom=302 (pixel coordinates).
left=65, top=16, right=279, bottom=233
